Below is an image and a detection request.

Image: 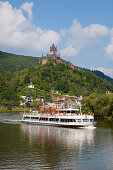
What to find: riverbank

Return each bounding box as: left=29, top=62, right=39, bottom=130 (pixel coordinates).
left=0, top=107, right=55, bottom=113
left=0, top=107, right=30, bottom=113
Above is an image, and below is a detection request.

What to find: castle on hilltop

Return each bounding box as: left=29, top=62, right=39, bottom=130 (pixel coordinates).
left=41, top=44, right=62, bottom=65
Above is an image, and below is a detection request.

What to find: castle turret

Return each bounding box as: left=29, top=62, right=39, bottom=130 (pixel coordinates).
left=41, top=44, right=62, bottom=65
left=50, top=43, right=57, bottom=55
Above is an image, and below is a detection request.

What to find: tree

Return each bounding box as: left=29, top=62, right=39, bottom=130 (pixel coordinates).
left=24, top=75, right=30, bottom=84
left=30, top=100, right=39, bottom=108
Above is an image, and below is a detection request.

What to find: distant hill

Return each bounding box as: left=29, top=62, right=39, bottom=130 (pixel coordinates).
left=16, top=61, right=113, bottom=97
left=91, top=70, right=113, bottom=84
left=0, top=51, right=39, bottom=72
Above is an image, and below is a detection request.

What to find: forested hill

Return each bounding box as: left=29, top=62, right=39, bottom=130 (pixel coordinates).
left=91, top=70, right=113, bottom=84
left=1, top=58, right=113, bottom=108
left=0, top=51, right=39, bottom=72
left=1, top=50, right=113, bottom=85
left=16, top=61, right=113, bottom=97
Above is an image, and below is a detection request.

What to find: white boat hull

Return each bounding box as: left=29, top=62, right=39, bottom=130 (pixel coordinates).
left=22, top=113, right=96, bottom=128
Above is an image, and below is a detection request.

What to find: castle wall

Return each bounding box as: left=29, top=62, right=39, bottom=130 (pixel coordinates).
left=42, top=59, right=47, bottom=65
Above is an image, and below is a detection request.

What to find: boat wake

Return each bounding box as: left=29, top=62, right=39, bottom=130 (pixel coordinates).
left=79, top=126, right=96, bottom=129
left=1, top=119, right=22, bottom=124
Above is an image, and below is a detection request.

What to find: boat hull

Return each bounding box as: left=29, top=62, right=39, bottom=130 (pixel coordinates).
left=22, top=112, right=96, bottom=128
left=22, top=119, right=96, bottom=128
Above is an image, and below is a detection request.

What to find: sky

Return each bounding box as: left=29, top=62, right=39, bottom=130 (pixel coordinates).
left=0, top=0, right=113, bottom=78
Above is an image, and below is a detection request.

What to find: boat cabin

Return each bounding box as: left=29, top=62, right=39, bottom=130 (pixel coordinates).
left=57, top=108, right=79, bottom=114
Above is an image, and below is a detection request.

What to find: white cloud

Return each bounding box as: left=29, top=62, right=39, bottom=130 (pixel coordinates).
left=105, top=37, right=113, bottom=61
left=83, top=24, right=109, bottom=38
left=92, top=67, right=113, bottom=78
left=61, top=46, right=79, bottom=57
left=21, top=2, right=33, bottom=20
left=0, top=1, right=61, bottom=55
left=68, top=20, right=109, bottom=45
left=61, top=20, right=110, bottom=57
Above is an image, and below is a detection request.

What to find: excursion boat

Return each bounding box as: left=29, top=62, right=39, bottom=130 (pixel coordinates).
left=22, top=107, right=96, bottom=127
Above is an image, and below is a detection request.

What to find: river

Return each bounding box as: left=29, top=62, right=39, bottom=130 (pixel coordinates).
left=0, top=112, right=113, bottom=170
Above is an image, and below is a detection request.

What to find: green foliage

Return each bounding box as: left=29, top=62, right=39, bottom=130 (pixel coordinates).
left=82, top=93, right=113, bottom=118
left=7, top=105, right=12, bottom=111
left=0, top=51, right=39, bottom=72
left=24, top=75, right=30, bottom=84
left=0, top=68, right=20, bottom=107
left=30, top=100, right=39, bottom=108
left=19, top=62, right=113, bottom=99
left=1, top=52, right=113, bottom=110
left=91, top=70, right=113, bottom=84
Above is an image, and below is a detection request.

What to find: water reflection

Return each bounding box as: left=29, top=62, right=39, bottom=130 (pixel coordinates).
left=20, top=124, right=95, bottom=169
left=21, top=124, right=95, bottom=148
left=1, top=112, right=113, bottom=170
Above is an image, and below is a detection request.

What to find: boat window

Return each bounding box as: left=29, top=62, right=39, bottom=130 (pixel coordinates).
left=59, top=111, right=64, bottom=114
left=71, top=110, right=76, bottom=114
left=76, top=119, right=82, bottom=122
left=31, top=117, right=39, bottom=120
left=90, top=119, right=94, bottom=122
left=83, top=119, right=89, bottom=122
left=69, top=119, right=75, bottom=122
left=49, top=118, right=59, bottom=121
left=24, top=116, right=30, bottom=119
left=39, top=117, right=48, bottom=121
left=55, top=118, right=59, bottom=121
left=60, top=119, right=75, bottom=122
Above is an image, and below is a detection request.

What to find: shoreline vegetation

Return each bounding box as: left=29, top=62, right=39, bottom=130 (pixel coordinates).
left=82, top=93, right=113, bottom=119
left=0, top=107, right=56, bottom=113
left=0, top=107, right=29, bottom=113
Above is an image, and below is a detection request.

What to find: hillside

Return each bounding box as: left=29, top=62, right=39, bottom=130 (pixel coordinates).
left=0, top=68, right=20, bottom=108
left=1, top=51, right=113, bottom=108
left=0, top=51, right=39, bottom=72
left=1, top=50, right=113, bottom=85
left=16, top=61, right=113, bottom=98
left=91, top=70, right=113, bottom=84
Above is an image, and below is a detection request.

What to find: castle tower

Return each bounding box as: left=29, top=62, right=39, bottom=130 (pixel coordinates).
left=50, top=44, right=57, bottom=55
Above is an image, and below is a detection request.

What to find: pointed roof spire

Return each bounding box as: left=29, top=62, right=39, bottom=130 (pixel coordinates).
left=50, top=43, right=57, bottom=49
left=52, top=43, right=55, bottom=48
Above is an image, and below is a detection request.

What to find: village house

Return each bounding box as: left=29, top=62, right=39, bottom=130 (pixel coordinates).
left=36, top=95, right=44, bottom=103
left=28, top=82, right=34, bottom=88
left=20, top=95, right=33, bottom=107
left=76, top=95, right=82, bottom=106
left=65, top=98, right=73, bottom=108
left=72, top=100, right=77, bottom=108
left=46, top=102, right=56, bottom=108
left=56, top=96, right=65, bottom=101
left=55, top=100, right=66, bottom=108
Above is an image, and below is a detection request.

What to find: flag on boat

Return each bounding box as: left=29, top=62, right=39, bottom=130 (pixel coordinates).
left=44, top=107, right=45, bottom=114
left=49, top=107, right=51, bottom=114
left=55, top=107, right=57, bottom=114
left=38, top=107, right=40, bottom=113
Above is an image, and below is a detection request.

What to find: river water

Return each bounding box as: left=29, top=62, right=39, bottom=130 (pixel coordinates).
left=0, top=112, right=113, bottom=170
